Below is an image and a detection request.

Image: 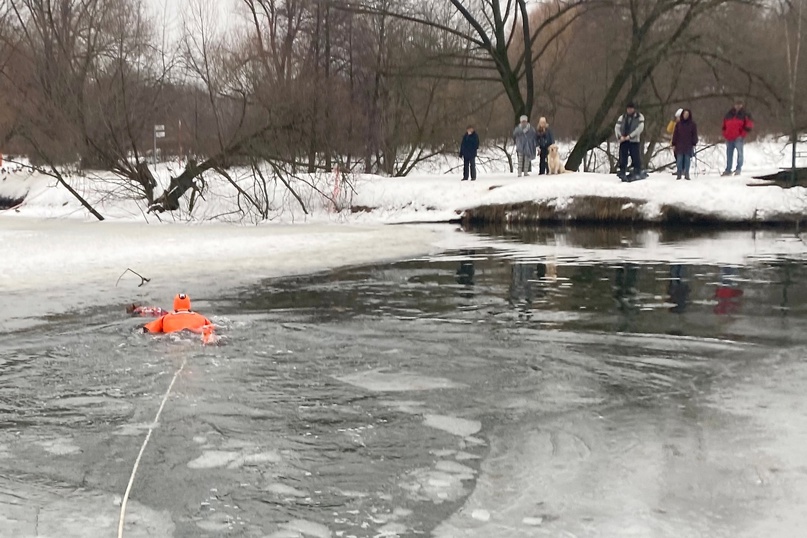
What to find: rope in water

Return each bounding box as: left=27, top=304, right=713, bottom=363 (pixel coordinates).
left=117, top=356, right=188, bottom=538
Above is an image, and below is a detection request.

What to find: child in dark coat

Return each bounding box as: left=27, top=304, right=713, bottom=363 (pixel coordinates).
left=459, top=126, right=479, bottom=181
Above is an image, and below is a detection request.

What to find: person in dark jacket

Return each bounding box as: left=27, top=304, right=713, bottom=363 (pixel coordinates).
left=459, top=125, right=479, bottom=181
left=535, top=117, right=555, bottom=175
left=722, top=98, right=754, bottom=176
left=671, top=109, right=698, bottom=180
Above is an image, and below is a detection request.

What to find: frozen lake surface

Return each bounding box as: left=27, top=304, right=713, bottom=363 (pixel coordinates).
left=3, top=226, right=807, bottom=537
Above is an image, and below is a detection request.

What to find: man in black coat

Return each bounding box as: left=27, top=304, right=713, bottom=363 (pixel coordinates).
left=459, top=125, right=479, bottom=181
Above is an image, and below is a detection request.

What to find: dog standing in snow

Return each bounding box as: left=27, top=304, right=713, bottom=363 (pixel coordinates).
left=547, top=144, right=563, bottom=174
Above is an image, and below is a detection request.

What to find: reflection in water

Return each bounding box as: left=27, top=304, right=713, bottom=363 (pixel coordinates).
left=508, top=263, right=547, bottom=319
left=714, top=266, right=744, bottom=315
left=455, top=250, right=476, bottom=287
left=613, top=264, right=639, bottom=310
left=4, top=229, right=807, bottom=537
left=668, top=264, right=690, bottom=314
left=613, top=264, right=639, bottom=332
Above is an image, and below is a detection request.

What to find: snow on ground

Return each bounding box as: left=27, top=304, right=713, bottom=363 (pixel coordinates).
left=350, top=170, right=807, bottom=223
left=1, top=139, right=805, bottom=225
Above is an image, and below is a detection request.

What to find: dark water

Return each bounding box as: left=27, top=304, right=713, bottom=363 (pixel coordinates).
left=2, top=228, right=807, bottom=537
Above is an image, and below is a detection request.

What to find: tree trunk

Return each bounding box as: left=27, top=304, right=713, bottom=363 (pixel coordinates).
left=565, top=56, right=640, bottom=171
left=324, top=2, right=332, bottom=171
left=57, top=175, right=105, bottom=221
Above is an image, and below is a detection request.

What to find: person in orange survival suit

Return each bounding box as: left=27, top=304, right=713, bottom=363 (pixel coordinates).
left=142, top=294, right=214, bottom=341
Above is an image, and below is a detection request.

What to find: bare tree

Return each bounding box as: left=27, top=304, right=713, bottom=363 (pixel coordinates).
left=781, top=0, right=805, bottom=182
left=337, top=0, right=590, bottom=124
left=0, top=0, right=178, bottom=218
left=563, top=0, right=766, bottom=171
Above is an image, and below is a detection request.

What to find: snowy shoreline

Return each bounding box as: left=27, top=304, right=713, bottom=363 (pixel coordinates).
left=2, top=154, right=806, bottom=227
left=4, top=171, right=807, bottom=227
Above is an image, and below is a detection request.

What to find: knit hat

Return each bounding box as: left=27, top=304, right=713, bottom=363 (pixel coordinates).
left=675, top=108, right=683, bottom=119
left=173, top=293, right=191, bottom=312
left=519, top=115, right=528, bottom=122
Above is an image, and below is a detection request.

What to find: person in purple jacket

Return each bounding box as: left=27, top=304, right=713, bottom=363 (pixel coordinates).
left=671, top=109, right=698, bottom=180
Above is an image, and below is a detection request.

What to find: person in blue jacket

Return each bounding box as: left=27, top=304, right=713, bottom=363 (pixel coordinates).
left=459, top=125, right=479, bottom=181
left=535, top=117, right=555, bottom=175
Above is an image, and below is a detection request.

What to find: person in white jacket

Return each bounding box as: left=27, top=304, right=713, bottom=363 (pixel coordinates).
left=614, top=102, right=645, bottom=180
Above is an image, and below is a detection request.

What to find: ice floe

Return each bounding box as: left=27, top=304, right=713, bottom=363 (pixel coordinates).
left=336, top=369, right=466, bottom=392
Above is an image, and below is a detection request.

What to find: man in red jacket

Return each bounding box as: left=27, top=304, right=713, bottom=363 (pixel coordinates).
left=722, top=98, right=754, bottom=176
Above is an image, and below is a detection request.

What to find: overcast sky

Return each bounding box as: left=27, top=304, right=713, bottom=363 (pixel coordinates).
left=145, top=0, right=240, bottom=41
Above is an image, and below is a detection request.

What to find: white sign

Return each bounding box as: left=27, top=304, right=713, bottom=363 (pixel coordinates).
left=155, top=131, right=166, bottom=138
left=154, top=125, right=165, bottom=131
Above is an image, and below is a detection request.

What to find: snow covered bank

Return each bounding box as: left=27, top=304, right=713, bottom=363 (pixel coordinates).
left=2, top=144, right=806, bottom=226
left=351, top=171, right=807, bottom=225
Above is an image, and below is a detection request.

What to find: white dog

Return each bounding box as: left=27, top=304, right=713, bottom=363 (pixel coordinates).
left=547, top=144, right=563, bottom=174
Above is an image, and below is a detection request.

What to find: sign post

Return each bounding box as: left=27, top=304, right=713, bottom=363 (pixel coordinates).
left=153, top=124, right=165, bottom=167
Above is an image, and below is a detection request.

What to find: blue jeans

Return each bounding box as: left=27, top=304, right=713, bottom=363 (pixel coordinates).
left=676, top=152, right=692, bottom=177
left=463, top=156, right=476, bottom=180
left=725, top=138, right=744, bottom=173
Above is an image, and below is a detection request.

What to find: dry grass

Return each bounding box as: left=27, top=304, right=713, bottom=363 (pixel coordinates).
left=0, top=194, right=25, bottom=210
left=462, top=196, right=644, bottom=226
left=462, top=197, right=807, bottom=227
left=350, top=205, right=375, bottom=213
left=660, top=205, right=806, bottom=226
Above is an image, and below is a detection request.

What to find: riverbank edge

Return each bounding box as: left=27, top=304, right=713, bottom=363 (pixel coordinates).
left=455, top=196, right=807, bottom=228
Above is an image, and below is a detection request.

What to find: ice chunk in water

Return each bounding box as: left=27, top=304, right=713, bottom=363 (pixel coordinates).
left=265, top=483, right=308, bottom=497
left=0, top=478, right=174, bottom=537
left=435, top=460, right=476, bottom=476
left=423, top=414, right=481, bottom=437
left=187, top=450, right=240, bottom=469
left=471, top=509, right=491, bottom=522
left=336, top=369, right=465, bottom=392
left=37, top=437, right=81, bottom=455
left=227, top=451, right=282, bottom=469
left=267, top=530, right=304, bottom=538
left=279, top=518, right=332, bottom=537
left=377, top=522, right=408, bottom=536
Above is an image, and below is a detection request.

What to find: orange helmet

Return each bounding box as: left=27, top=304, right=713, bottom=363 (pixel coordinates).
left=173, top=293, right=191, bottom=312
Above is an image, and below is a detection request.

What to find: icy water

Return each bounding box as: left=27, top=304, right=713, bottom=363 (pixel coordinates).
left=3, top=228, right=807, bottom=537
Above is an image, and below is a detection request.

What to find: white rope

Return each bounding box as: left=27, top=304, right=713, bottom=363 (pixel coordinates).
left=117, top=356, right=188, bottom=538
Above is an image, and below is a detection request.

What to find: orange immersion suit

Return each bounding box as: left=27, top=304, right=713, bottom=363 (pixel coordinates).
left=143, top=293, right=214, bottom=339
left=143, top=310, right=213, bottom=334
